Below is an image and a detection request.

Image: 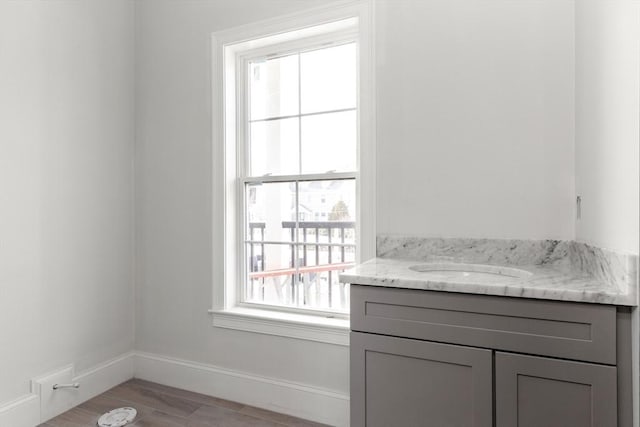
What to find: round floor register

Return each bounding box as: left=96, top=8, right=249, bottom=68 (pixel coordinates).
left=97, top=407, right=137, bottom=427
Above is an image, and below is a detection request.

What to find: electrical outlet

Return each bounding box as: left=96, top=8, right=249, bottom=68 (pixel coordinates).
left=32, top=365, right=78, bottom=422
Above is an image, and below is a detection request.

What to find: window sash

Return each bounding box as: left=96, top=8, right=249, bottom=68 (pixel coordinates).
left=232, top=26, right=361, bottom=317
left=236, top=29, right=357, bottom=70
left=239, top=38, right=358, bottom=179
left=239, top=175, right=356, bottom=315
left=248, top=107, right=357, bottom=125
left=243, top=172, right=356, bottom=184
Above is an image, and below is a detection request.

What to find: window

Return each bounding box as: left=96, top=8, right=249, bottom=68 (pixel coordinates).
left=211, top=2, right=374, bottom=343
left=243, top=41, right=357, bottom=314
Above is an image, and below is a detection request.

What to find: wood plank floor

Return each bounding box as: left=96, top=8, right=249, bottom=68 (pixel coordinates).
left=39, top=379, right=329, bottom=427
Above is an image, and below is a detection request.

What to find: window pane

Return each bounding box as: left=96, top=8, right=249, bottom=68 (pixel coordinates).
left=297, top=178, right=355, bottom=312
left=246, top=182, right=297, bottom=243
left=301, top=43, right=356, bottom=114
left=249, top=54, right=299, bottom=120
left=249, top=118, right=299, bottom=176
left=244, top=179, right=356, bottom=312
left=297, top=267, right=350, bottom=312
left=244, top=242, right=353, bottom=311
left=298, top=179, right=356, bottom=228
left=301, top=110, right=356, bottom=174
left=245, top=243, right=297, bottom=305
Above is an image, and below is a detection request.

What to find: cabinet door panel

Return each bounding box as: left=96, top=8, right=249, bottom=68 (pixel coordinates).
left=495, top=352, right=617, bottom=427
left=351, top=332, right=492, bottom=427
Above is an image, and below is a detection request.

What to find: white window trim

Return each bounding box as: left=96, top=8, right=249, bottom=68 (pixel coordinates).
left=209, top=0, right=376, bottom=346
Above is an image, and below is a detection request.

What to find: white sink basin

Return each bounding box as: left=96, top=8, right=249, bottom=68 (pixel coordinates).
left=408, top=263, right=532, bottom=282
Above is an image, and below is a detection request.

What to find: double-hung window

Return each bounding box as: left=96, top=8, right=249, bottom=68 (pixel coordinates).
left=242, top=38, right=357, bottom=315
left=212, top=3, right=374, bottom=341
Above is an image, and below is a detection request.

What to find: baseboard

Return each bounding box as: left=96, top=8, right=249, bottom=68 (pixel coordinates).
left=0, top=394, right=40, bottom=427
left=35, top=352, right=135, bottom=423
left=0, top=352, right=135, bottom=427
left=71, top=352, right=135, bottom=407
left=134, top=352, right=350, bottom=427
left=1, top=351, right=348, bottom=427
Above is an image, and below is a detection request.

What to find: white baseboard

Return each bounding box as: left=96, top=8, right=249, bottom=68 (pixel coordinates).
left=35, top=352, right=135, bottom=423
left=0, top=394, right=40, bottom=427
left=0, top=352, right=135, bottom=427
left=134, top=352, right=350, bottom=427
left=1, top=351, right=348, bottom=427
left=71, top=352, right=135, bottom=407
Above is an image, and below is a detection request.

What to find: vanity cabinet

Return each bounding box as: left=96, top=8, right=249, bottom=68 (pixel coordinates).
left=350, top=285, right=632, bottom=427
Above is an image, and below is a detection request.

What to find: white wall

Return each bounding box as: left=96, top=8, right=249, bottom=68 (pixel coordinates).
left=376, top=0, right=576, bottom=240
left=575, top=0, right=640, bottom=254
left=0, top=0, right=135, bottom=405
left=0, top=0, right=635, bottom=416
left=134, top=0, right=349, bottom=394
left=134, top=0, right=577, bottom=399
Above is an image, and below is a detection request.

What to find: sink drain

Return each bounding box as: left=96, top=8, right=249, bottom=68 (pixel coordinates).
left=97, top=407, right=137, bottom=427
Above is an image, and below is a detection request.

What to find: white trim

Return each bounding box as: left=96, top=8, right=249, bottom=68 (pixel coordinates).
left=211, top=0, right=375, bottom=338
left=134, top=351, right=350, bottom=427
left=71, top=352, right=135, bottom=406
left=210, top=1, right=364, bottom=48
left=35, top=352, right=134, bottom=423
left=356, top=0, right=376, bottom=263
left=209, top=307, right=349, bottom=346
left=0, top=352, right=134, bottom=426
left=237, top=26, right=359, bottom=66
left=234, top=21, right=359, bottom=309
left=0, top=394, right=40, bottom=427
left=31, top=365, right=75, bottom=422
left=0, top=350, right=350, bottom=426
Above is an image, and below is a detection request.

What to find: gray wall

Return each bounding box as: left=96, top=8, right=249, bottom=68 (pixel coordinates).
left=0, top=0, right=135, bottom=404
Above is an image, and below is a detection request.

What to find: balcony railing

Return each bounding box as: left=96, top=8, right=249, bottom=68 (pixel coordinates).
left=247, top=221, right=356, bottom=310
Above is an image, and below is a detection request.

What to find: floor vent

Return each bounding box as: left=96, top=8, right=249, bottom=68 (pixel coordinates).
left=97, top=407, right=137, bottom=427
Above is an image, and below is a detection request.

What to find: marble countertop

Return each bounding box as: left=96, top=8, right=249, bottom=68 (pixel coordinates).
left=340, top=257, right=637, bottom=306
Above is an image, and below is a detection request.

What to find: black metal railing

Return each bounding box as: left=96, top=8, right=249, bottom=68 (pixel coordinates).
left=247, top=221, right=355, bottom=309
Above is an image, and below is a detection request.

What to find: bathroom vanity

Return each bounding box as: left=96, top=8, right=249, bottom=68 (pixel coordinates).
left=341, top=239, right=638, bottom=427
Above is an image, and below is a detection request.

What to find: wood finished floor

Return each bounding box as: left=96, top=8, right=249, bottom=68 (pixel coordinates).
left=39, top=379, right=329, bottom=427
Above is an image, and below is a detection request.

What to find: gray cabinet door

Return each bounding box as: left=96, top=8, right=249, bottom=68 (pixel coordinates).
left=495, top=352, right=617, bottom=427
left=351, top=332, right=492, bottom=427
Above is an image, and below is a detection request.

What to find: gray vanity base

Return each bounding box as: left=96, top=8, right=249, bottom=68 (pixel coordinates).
left=350, top=285, right=632, bottom=427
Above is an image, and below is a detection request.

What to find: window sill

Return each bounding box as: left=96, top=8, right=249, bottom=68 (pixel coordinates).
left=208, top=307, right=350, bottom=346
